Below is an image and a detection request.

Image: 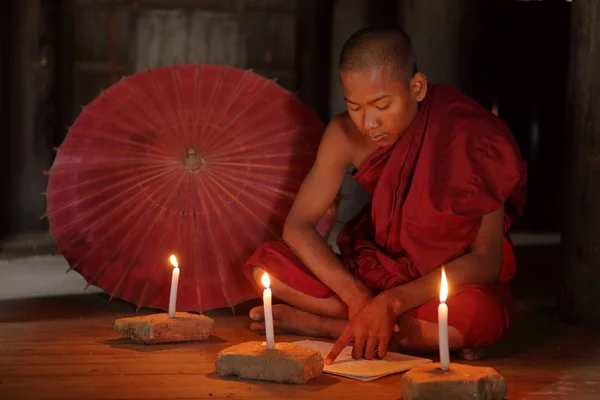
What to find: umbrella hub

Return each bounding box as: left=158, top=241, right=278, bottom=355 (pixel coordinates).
left=183, top=148, right=204, bottom=171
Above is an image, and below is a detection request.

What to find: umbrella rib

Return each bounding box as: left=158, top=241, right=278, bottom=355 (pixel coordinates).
left=188, top=173, right=204, bottom=314
left=205, top=168, right=289, bottom=227
left=144, top=69, right=187, bottom=145
left=50, top=171, right=180, bottom=257
left=75, top=183, right=167, bottom=280
left=201, top=169, right=282, bottom=240
left=204, top=69, right=254, bottom=145
left=56, top=168, right=179, bottom=256
left=207, top=161, right=308, bottom=172
left=191, top=196, right=203, bottom=314
left=120, top=75, right=179, bottom=138
left=203, top=78, right=276, bottom=155
left=209, top=167, right=297, bottom=201
left=65, top=126, right=171, bottom=157
left=208, top=166, right=304, bottom=188
left=82, top=168, right=184, bottom=285
left=209, top=126, right=319, bottom=160
left=106, top=204, right=158, bottom=302
left=203, top=100, right=299, bottom=158
left=97, top=84, right=177, bottom=156
left=200, top=168, right=292, bottom=297
left=197, top=172, right=262, bottom=300
left=193, top=172, right=232, bottom=309
left=135, top=202, right=178, bottom=312
left=47, top=163, right=174, bottom=198
left=171, top=66, right=192, bottom=147
left=197, top=66, right=226, bottom=153
left=55, top=146, right=172, bottom=162
left=108, top=168, right=189, bottom=303
left=48, top=158, right=177, bottom=175
left=46, top=164, right=176, bottom=219
left=191, top=65, right=203, bottom=145
left=211, top=150, right=319, bottom=163
left=135, top=171, right=190, bottom=310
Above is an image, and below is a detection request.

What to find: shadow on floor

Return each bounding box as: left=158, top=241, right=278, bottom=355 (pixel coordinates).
left=0, top=293, right=262, bottom=324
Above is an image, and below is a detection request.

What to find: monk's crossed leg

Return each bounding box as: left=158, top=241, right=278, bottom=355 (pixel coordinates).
left=247, top=260, right=513, bottom=360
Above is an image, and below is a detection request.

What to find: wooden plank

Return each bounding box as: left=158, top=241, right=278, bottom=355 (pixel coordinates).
left=74, top=61, right=125, bottom=74
left=132, top=9, right=188, bottom=71
left=188, top=12, right=241, bottom=67
left=250, top=69, right=297, bottom=92
left=1, top=305, right=600, bottom=400
left=72, top=6, right=129, bottom=63
left=75, top=0, right=237, bottom=11
left=75, top=0, right=296, bottom=14
left=244, top=12, right=296, bottom=70
left=245, top=0, right=297, bottom=12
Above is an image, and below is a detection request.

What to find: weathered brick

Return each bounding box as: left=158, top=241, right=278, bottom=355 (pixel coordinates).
left=215, top=341, right=324, bottom=384
left=114, top=312, right=214, bottom=344
left=400, top=362, right=506, bottom=400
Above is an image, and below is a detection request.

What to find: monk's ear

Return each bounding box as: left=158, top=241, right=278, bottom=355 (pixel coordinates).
left=410, top=72, right=427, bottom=102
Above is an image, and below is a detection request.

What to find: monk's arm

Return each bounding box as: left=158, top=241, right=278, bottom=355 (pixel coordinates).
left=385, top=204, right=505, bottom=314
left=283, top=120, right=373, bottom=309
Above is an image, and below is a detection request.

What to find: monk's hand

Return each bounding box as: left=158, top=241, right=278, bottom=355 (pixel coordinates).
left=346, top=290, right=373, bottom=319
left=326, top=292, right=401, bottom=364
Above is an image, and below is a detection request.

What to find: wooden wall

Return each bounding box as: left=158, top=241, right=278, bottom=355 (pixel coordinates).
left=2, top=0, right=332, bottom=237
left=70, top=0, right=302, bottom=124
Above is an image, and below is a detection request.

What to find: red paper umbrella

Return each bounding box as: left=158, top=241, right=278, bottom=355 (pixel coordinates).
left=45, top=64, right=334, bottom=313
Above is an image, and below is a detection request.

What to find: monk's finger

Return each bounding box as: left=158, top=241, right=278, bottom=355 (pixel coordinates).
left=364, top=335, right=378, bottom=360
left=249, top=322, right=265, bottom=332
left=326, top=329, right=352, bottom=365
left=352, top=331, right=367, bottom=360
left=249, top=306, right=265, bottom=321
left=377, top=333, right=391, bottom=359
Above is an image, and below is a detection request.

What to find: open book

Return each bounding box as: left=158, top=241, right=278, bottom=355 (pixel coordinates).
left=293, top=340, right=432, bottom=381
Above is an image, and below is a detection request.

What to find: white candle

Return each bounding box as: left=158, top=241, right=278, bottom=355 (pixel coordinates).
left=168, top=254, right=180, bottom=319
left=262, top=273, right=275, bottom=349
left=438, top=266, right=450, bottom=371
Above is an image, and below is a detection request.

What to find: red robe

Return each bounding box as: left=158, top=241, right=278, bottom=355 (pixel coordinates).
left=243, top=84, right=527, bottom=348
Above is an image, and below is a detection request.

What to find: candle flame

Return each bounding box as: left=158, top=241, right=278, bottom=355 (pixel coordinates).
left=261, top=272, right=270, bottom=289
left=169, top=254, right=178, bottom=268
left=440, top=266, right=448, bottom=303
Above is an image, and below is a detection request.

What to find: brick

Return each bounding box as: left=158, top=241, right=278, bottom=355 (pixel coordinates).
left=215, top=341, right=324, bottom=384
left=114, top=312, right=214, bottom=344
left=400, top=362, right=506, bottom=400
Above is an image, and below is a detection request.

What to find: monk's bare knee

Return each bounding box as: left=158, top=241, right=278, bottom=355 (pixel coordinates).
left=251, top=266, right=266, bottom=289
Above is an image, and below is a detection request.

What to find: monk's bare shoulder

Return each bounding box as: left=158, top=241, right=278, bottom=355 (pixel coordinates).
left=327, top=112, right=376, bottom=168
left=317, top=112, right=355, bottom=165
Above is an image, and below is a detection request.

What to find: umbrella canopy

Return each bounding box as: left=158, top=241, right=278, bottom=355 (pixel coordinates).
left=45, top=64, right=333, bottom=313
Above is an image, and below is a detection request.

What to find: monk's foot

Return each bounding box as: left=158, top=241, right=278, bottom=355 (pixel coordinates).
left=458, top=348, right=484, bottom=361
left=249, top=304, right=345, bottom=339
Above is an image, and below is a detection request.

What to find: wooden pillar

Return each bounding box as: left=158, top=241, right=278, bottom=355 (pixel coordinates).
left=560, top=0, right=600, bottom=328
left=0, top=1, right=15, bottom=234
left=5, top=0, right=58, bottom=234
left=296, top=0, right=333, bottom=123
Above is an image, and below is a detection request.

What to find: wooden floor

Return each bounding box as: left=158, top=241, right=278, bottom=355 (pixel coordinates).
left=1, top=292, right=600, bottom=400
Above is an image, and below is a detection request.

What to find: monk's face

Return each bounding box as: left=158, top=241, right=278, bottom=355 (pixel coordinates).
left=341, top=66, right=427, bottom=147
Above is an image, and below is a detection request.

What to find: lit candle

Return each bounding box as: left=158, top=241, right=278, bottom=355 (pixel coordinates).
left=438, top=266, right=450, bottom=371
left=168, top=254, right=180, bottom=319
left=262, top=272, right=275, bottom=349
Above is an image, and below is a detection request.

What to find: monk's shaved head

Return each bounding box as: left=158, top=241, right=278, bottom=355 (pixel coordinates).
left=339, top=25, right=417, bottom=84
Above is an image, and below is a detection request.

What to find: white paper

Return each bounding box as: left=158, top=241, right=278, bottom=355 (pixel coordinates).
left=293, top=340, right=432, bottom=381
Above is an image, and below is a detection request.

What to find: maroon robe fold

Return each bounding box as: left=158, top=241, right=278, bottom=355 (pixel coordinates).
left=243, top=84, right=527, bottom=348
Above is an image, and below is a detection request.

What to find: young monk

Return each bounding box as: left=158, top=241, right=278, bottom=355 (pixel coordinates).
left=243, top=25, right=527, bottom=364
